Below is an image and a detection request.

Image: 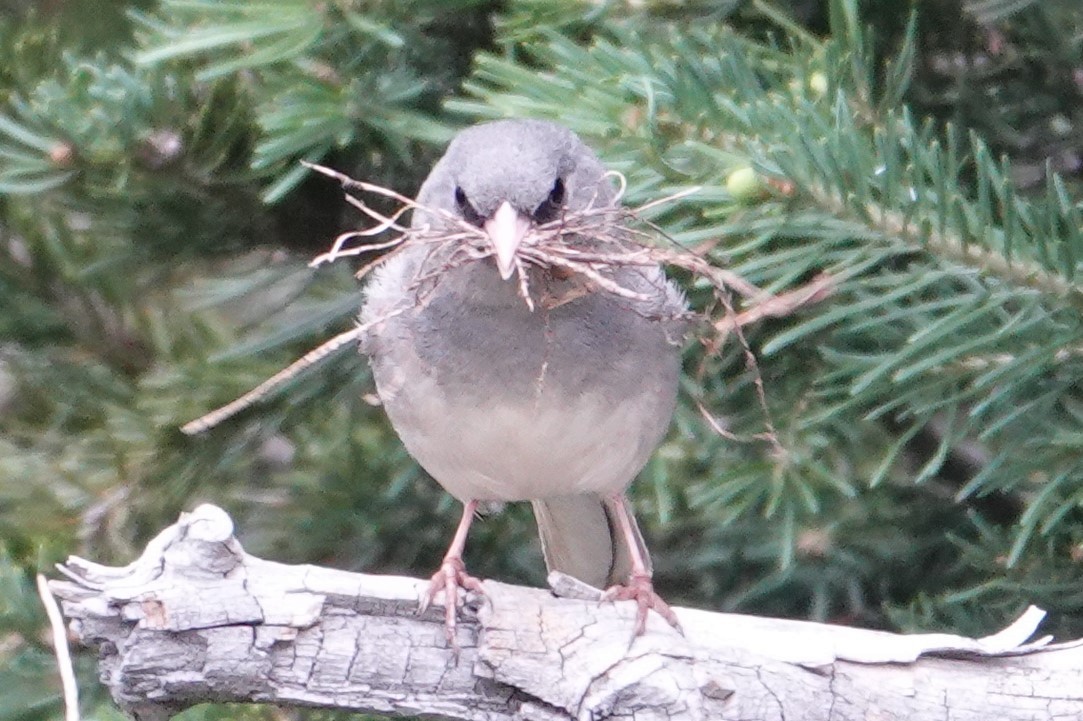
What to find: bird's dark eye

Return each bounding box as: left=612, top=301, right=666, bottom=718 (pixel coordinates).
left=549, top=177, right=565, bottom=205
left=532, top=178, right=565, bottom=224
left=454, top=186, right=483, bottom=226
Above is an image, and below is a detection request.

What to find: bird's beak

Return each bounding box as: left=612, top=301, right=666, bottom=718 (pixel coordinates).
left=483, top=201, right=532, bottom=280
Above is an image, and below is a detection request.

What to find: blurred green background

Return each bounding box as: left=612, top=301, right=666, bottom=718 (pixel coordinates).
left=1, top=0, right=1082, bottom=719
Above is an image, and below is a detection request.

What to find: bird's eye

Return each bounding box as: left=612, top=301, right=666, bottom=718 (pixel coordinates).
left=532, top=178, right=565, bottom=224
left=454, top=186, right=483, bottom=226
left=548, top=178, right=565, bottom=205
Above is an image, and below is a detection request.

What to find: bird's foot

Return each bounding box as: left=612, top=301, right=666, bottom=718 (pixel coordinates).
left=419, top=557, right=486, bottom=648
left=601, top=573, right=683, bottom=636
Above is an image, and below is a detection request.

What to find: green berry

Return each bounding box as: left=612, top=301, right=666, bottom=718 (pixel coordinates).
left=726, top=166, right=762, bottom=200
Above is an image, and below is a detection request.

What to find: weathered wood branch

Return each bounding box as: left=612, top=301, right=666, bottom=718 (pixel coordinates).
left=51, top=505, right=1083, bottom=721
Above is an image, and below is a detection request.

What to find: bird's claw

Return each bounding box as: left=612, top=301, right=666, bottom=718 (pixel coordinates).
left=602, top=573, right=683, bottom=637
left=419, top=557, right=485, bottom=649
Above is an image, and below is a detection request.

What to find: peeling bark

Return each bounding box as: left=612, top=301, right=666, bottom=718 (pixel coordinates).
left=51, top=505, right=1083, bottom=721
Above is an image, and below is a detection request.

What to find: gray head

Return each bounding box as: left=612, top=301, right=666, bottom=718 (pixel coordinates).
left=414, top=119, right=616, bottom=278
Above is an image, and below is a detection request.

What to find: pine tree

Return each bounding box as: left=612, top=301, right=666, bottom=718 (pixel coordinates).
left=1, top=1, right=1081, bottom=719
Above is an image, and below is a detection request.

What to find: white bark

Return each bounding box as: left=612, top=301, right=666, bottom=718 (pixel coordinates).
left=51, top=504, right=1083, bottom=721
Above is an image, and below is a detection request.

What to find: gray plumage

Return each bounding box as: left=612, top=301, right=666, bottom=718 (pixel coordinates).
left=361, top=119, right=686, bottom=590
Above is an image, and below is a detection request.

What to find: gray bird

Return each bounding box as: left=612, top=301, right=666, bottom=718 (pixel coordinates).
left=361, top=119, right=686, bottom=640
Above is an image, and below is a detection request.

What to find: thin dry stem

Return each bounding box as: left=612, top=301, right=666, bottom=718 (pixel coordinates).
left=38, top=574, right=80, bottom=721
left=603, top=169, right=628, bottom=204
left=183, top=321, right=382, bottom=434
left=702, top=283, right=785, bottom=456
left=715, top=273, right=836, bottom=335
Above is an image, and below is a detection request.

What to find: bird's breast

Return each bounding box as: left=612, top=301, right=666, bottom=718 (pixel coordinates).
left=365, top=262, right=684, bottom=501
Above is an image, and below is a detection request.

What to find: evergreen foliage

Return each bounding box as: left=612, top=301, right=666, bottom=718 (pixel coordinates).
left=1, top=1, right=1081, bottom=719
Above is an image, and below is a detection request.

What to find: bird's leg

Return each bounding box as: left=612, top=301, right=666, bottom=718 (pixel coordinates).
left=601, top=494, right=683, bottom=636
left=419, top=499, right=486, bottom=646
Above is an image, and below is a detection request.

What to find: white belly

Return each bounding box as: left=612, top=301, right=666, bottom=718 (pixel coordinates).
left=380, top=365, right=670, bottom=501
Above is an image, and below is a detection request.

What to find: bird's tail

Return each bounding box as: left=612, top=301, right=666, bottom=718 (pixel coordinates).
left=531, top=494, right=650, bottom=589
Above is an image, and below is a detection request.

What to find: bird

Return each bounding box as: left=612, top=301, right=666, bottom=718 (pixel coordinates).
left=359, top=118, right=687, bottom=642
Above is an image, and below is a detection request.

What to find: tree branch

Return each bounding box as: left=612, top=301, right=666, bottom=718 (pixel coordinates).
left=51, top=505, right=1083, bottom=721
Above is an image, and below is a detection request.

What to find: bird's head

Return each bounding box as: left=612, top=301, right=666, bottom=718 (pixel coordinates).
left=415, top=119, right=615, bottom=279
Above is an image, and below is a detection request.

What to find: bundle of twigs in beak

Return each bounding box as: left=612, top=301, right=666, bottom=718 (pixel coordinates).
left=304, top=162, right=769, bottom=314
left=181, top=163, right=833, bottom=436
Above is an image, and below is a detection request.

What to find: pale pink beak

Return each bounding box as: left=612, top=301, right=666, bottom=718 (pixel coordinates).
left=483, top=201, right=532, bottom=280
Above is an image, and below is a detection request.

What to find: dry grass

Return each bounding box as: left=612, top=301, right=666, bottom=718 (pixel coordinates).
left=306, top=162, right=765, bottom=313
left=183, top=164, right=833, bottom=441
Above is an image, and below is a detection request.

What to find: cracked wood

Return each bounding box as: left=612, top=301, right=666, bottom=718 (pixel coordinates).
left=50, top=504, right=1083, bottom=721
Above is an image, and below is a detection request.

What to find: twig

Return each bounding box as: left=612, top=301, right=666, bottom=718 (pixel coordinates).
left=715, top=273, right=836, bottom=335
left=603, top=169, right=628, bottom=204
left=634, top=185, right=703, bottom=213
left=183, top=168, right=836, bottom=449
left=708, top=283, right=785, bottom=455
left=183, top=323, right=374, bottom=434
left=37, top=573, right=80, bottom=721
left=310, top=233, right=406, bottom=269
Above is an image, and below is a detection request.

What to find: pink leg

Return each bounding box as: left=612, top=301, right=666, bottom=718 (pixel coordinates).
left=419, top=500, right=486, bottom=646
left=601, top=494, right=683, bottom=636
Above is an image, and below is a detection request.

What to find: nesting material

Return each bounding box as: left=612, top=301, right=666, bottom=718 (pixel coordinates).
left=182, top=163, right=832, bottom=436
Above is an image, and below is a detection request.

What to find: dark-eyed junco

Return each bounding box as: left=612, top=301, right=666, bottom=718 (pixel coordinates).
left=360, top=119, right=686, bottom=640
